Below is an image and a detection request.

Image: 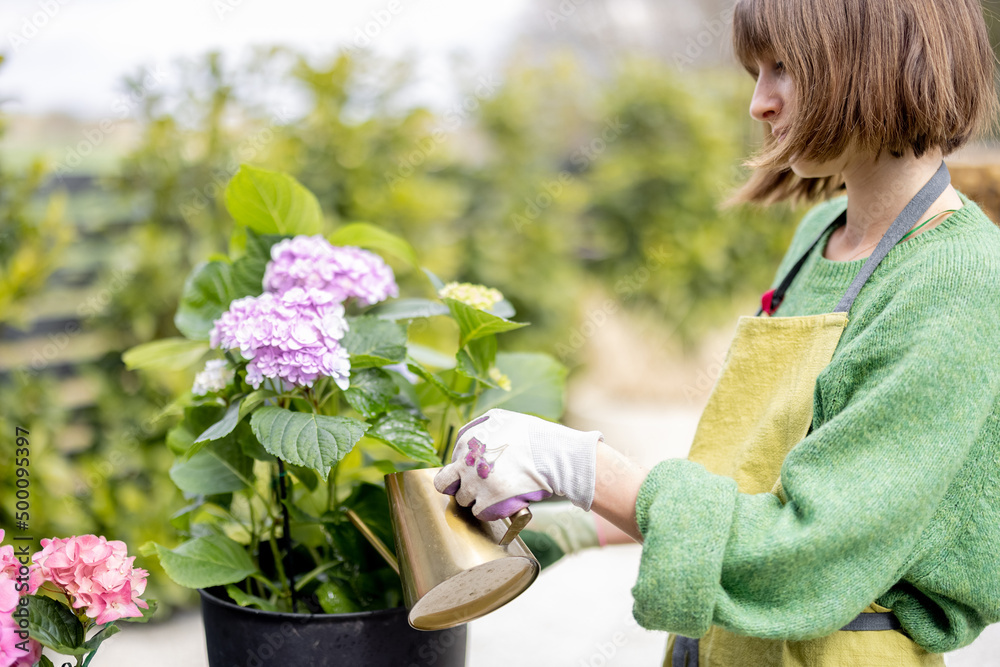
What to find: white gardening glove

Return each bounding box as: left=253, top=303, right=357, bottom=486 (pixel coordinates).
left=433, top=408, right=603, bottom=521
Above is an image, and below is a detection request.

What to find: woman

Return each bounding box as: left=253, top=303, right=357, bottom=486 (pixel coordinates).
left=434, top=0, right=1000, bottom=664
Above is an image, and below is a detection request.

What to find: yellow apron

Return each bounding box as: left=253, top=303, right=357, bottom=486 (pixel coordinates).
left=663, top=163, right=952, bottom=666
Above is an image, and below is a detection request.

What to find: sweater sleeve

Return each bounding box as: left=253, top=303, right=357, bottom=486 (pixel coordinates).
left=631, top=245, right=1000, bottom=641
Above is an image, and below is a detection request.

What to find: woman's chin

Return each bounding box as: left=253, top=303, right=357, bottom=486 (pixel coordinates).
left=790, top=161, right=833, bottom=179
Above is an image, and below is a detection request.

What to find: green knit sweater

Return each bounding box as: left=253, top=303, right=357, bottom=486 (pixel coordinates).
left=631, top=194, right=1000, bottom=654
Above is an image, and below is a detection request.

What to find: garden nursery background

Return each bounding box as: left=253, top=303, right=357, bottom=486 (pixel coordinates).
left=2, top=0, right=1000, bottom=665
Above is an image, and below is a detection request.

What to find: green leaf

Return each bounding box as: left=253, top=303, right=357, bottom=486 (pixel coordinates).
left=237, top=424, right=275, bottom=462
left=28, top=595, right=86, bottom=655
left=119, top=599, right=158, bottom=624
left=342, top=368, right=397, bottom=418
left=233, top=232, right=287, bottom=298
left=442, top=298, right=528, bottom=347
left=194, top=399, right=243, bottom=443
left=367, top=410, right=439, bottom=464
left=342, top=316, right=407, bottom=368
left=238, top=390, right=273, bottom=420
left=475, top=352, right=567, bottom=420
left=39, top=656, right=55, bottom=667
left=371, top=298, right=449, bottom=321
left=340, top=482, right=396, bottom=554
left=82, top=623, right=120, bottom=652
left=173, top=233, right=279, bottom=340
left=328, top=222, right=419, bottom=267
left=225, top=164, right=323, bottom=235
left=250, top=407, right=369, bottom=479
left=489, top=299, right=516, bottom=319
left=174, top=261, right=243, bottom=341
left=170, top=435, right=254, bottom=495
left=455, top=336, right=499, bottom=387
left=122, top=338, right=209, bottom=371
left=153, top=535, right=258, bottom=588
left=225, top=585, right=279, bottom=612
left=315, top=580, right=361, bottom=614
left=169, top=404, right=228, bottom=457
left=422, top=268, right=446, bottom=291
left=406, top=361, right=476, bottom=404
left=287, top=464, right=319, bottom=491
left=407, top=343, right=456, bottom=370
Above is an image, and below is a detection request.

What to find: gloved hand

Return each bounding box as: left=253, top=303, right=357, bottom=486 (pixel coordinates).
left=433, top=408, right=603, bottom=520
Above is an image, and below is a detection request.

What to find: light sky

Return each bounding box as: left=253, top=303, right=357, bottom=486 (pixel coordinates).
left=0, top=0, right=534, bottom=118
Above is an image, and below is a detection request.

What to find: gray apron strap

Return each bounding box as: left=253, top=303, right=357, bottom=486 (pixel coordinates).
left=672, top=634, right=700, bottom=667
left=673, top=611, right=902, bottom=665
left=839, top=611, right=902, bottom=631
left=833, top=161, right=950, bottom=312
left=761, top=161, right=951, bottom=316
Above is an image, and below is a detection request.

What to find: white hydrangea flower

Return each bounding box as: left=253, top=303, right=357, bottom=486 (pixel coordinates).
left=438, top=282, right=504, bottom=311
left=192, top=359, right=235, bottom=395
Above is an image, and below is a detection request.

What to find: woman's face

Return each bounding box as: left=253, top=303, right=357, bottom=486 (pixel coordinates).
left=749, top=57, right=851, bottom=178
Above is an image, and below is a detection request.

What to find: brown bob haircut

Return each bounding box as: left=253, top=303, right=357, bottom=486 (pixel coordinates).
left=731, top=0, right=999, bottom=205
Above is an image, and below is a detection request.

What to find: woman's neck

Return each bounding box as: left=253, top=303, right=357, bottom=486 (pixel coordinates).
left=824, top=150, right=962, bottom=261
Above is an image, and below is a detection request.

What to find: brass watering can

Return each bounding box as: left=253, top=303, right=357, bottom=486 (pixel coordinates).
left=348, top=468, right=539, bottom=631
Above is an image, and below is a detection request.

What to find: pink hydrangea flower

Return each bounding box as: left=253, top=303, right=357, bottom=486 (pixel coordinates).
left=0, top=531, right=22, bottom=615
left=29, top=535, right=149, bottom=625
left=264, top=235, right=398, bottom=306
left=210, top=287, right=351, bottom=390
left=0, top=614, right=40, bottom=667
left=0, top=530, right=37, bottom=667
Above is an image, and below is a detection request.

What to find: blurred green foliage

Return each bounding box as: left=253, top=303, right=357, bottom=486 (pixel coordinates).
left=2, top=47, right=798, bottom=612
left=115, top=48, right=798, bottom=346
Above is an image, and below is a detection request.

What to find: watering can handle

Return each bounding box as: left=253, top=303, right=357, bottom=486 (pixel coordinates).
left=499, top=508, right=532, bottom=547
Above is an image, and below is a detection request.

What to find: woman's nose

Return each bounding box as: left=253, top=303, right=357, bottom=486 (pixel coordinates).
left=749, top=77, right=780, bottom=122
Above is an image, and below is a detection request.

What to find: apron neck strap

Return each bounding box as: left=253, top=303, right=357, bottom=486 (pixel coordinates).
left=762, top=161, right=951, bottom=316
left=833, top=161, right=950, bottom=313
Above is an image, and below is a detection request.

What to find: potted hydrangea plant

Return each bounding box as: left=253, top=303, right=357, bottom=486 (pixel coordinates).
left=122, top=165, right=567, bottom=667
left=1, top=530, right=155, bottom=667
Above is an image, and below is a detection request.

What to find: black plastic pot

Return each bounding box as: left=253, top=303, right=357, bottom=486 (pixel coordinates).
left=199, top=588, right=468, bottom=667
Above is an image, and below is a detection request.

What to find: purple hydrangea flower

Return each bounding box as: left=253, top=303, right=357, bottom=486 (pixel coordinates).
left=209, top=287, right=351, bottom=390
left=263, top=235, right=398, bottom=306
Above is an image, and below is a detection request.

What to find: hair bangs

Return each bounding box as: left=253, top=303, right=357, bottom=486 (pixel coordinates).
left=732, top=0, right=781, bottom=76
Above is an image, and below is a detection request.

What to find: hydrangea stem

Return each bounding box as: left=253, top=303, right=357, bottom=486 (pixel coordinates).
left=275, top=459, right=297, bottom=611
